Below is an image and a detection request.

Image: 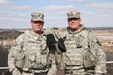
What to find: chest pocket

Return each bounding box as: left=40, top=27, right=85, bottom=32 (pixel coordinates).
left=15, top=49, right=25, bottom=68
left=24, top=51, right=47, bottom=70
left=83, top=49, right=97, bottom=70
left=23, top=40, right=48, bottom=70
left=81, top=33, right=97, bottom=70
left=76, top=33, right=97, bottom=69
left=64, top=34, right=87, bottom=66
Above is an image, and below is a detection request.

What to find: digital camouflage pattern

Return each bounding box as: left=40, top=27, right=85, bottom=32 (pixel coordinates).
left=67, top=11, right=80, bottom=19
left=8, top=30, right=55, bottom=75
left=51, top=25, right=106, bottom=75
left=31, top=12, right=44, bottom=22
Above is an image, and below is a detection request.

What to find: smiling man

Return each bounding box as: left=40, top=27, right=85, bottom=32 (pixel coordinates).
left=8, top=12, right=54, bottom=75
left=53, top=11, right=107, bottom=75
left=67, top=11, right=81, bottom=31
left=31, top=12, right=44, bottom=34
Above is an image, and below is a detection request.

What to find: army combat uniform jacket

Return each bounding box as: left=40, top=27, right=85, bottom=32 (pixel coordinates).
left=52, top=25, right=107, bottom=75
left=8, top=30, right=55, bottom=75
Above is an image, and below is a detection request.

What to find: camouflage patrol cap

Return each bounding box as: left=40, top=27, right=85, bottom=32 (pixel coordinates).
left=31, top=12, right=44, bottom=22
left=67, top=11, right=80, bottom=19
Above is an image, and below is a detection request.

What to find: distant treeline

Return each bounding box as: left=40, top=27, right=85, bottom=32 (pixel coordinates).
left=0, top=27, right=113, bottom=40
left=0, top=31, right=23, bottom=40
left=86, top=27, right=113, bottom=31
left=0, top=27, right=113, bottom=31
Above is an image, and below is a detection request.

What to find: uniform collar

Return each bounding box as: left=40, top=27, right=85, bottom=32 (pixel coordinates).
left=24, top=30, right=44, bottom=41
left=67, top=24, right=85, bottom=34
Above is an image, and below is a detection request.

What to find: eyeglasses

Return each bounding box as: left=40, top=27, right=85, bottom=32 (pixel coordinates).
left=32, top=21, right=44, bottom=24
left=68, top=18, right=80, bottom=21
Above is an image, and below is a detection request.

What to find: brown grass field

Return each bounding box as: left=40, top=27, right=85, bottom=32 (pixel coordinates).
left=92, top=30, right=113, bottom=52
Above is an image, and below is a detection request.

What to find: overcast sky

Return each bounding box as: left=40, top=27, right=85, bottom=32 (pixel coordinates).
left=0, top=0, right=113, bottom=29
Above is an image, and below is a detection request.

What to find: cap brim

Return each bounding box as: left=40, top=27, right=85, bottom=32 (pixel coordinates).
left=31, top=19, right=44, bottom=22
left=68, top=16, right=80, bottom=19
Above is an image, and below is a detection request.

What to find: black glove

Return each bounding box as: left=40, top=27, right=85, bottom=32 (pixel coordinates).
left=58, top=38, right=66, bottom=52
left=46, top=34, right=56, bottom=52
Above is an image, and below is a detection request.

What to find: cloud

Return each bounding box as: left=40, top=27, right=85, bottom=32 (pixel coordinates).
left=49, top=0, right=90, bottom=2
left=0, top=12, right=29, bottom=18
left=12, top=5, right=32, bottom=11
left=95, top=12, right=113, bottom=17
left=84, top=3, right=113, bottom=23
left=83, top=15, right=113, bottom=27
left=0, top=0, right=9, bottom=5
left=86, top=3, right=113, bottom=9
left=0, top=0, right=12, bottom=8
left=0, top=0, right=32, bottom=11
left=39, top=5, right=76, bottom=20
left=41, top=5, right=76, bottom=17
left=84, top=3, right=113, bottom=17
left=0, top=12, right=30, bottom=28
left=42, top=5, right=75, bottom=12
left=0, top=18, right=30, bottom=29
left=81, top=10, right=113, bottom=27
left=64, top=0, right=90, bottom=2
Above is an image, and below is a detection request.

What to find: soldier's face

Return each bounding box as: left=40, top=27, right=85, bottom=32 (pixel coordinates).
left=68, top=18, right=81, bottom=31
left=31, top=21, right=44, bottom=33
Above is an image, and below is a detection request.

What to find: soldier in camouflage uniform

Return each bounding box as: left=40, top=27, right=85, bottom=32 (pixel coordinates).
left=52, top=11, right=107, bottom=75
left=8, top=12, right=55, bottom=75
